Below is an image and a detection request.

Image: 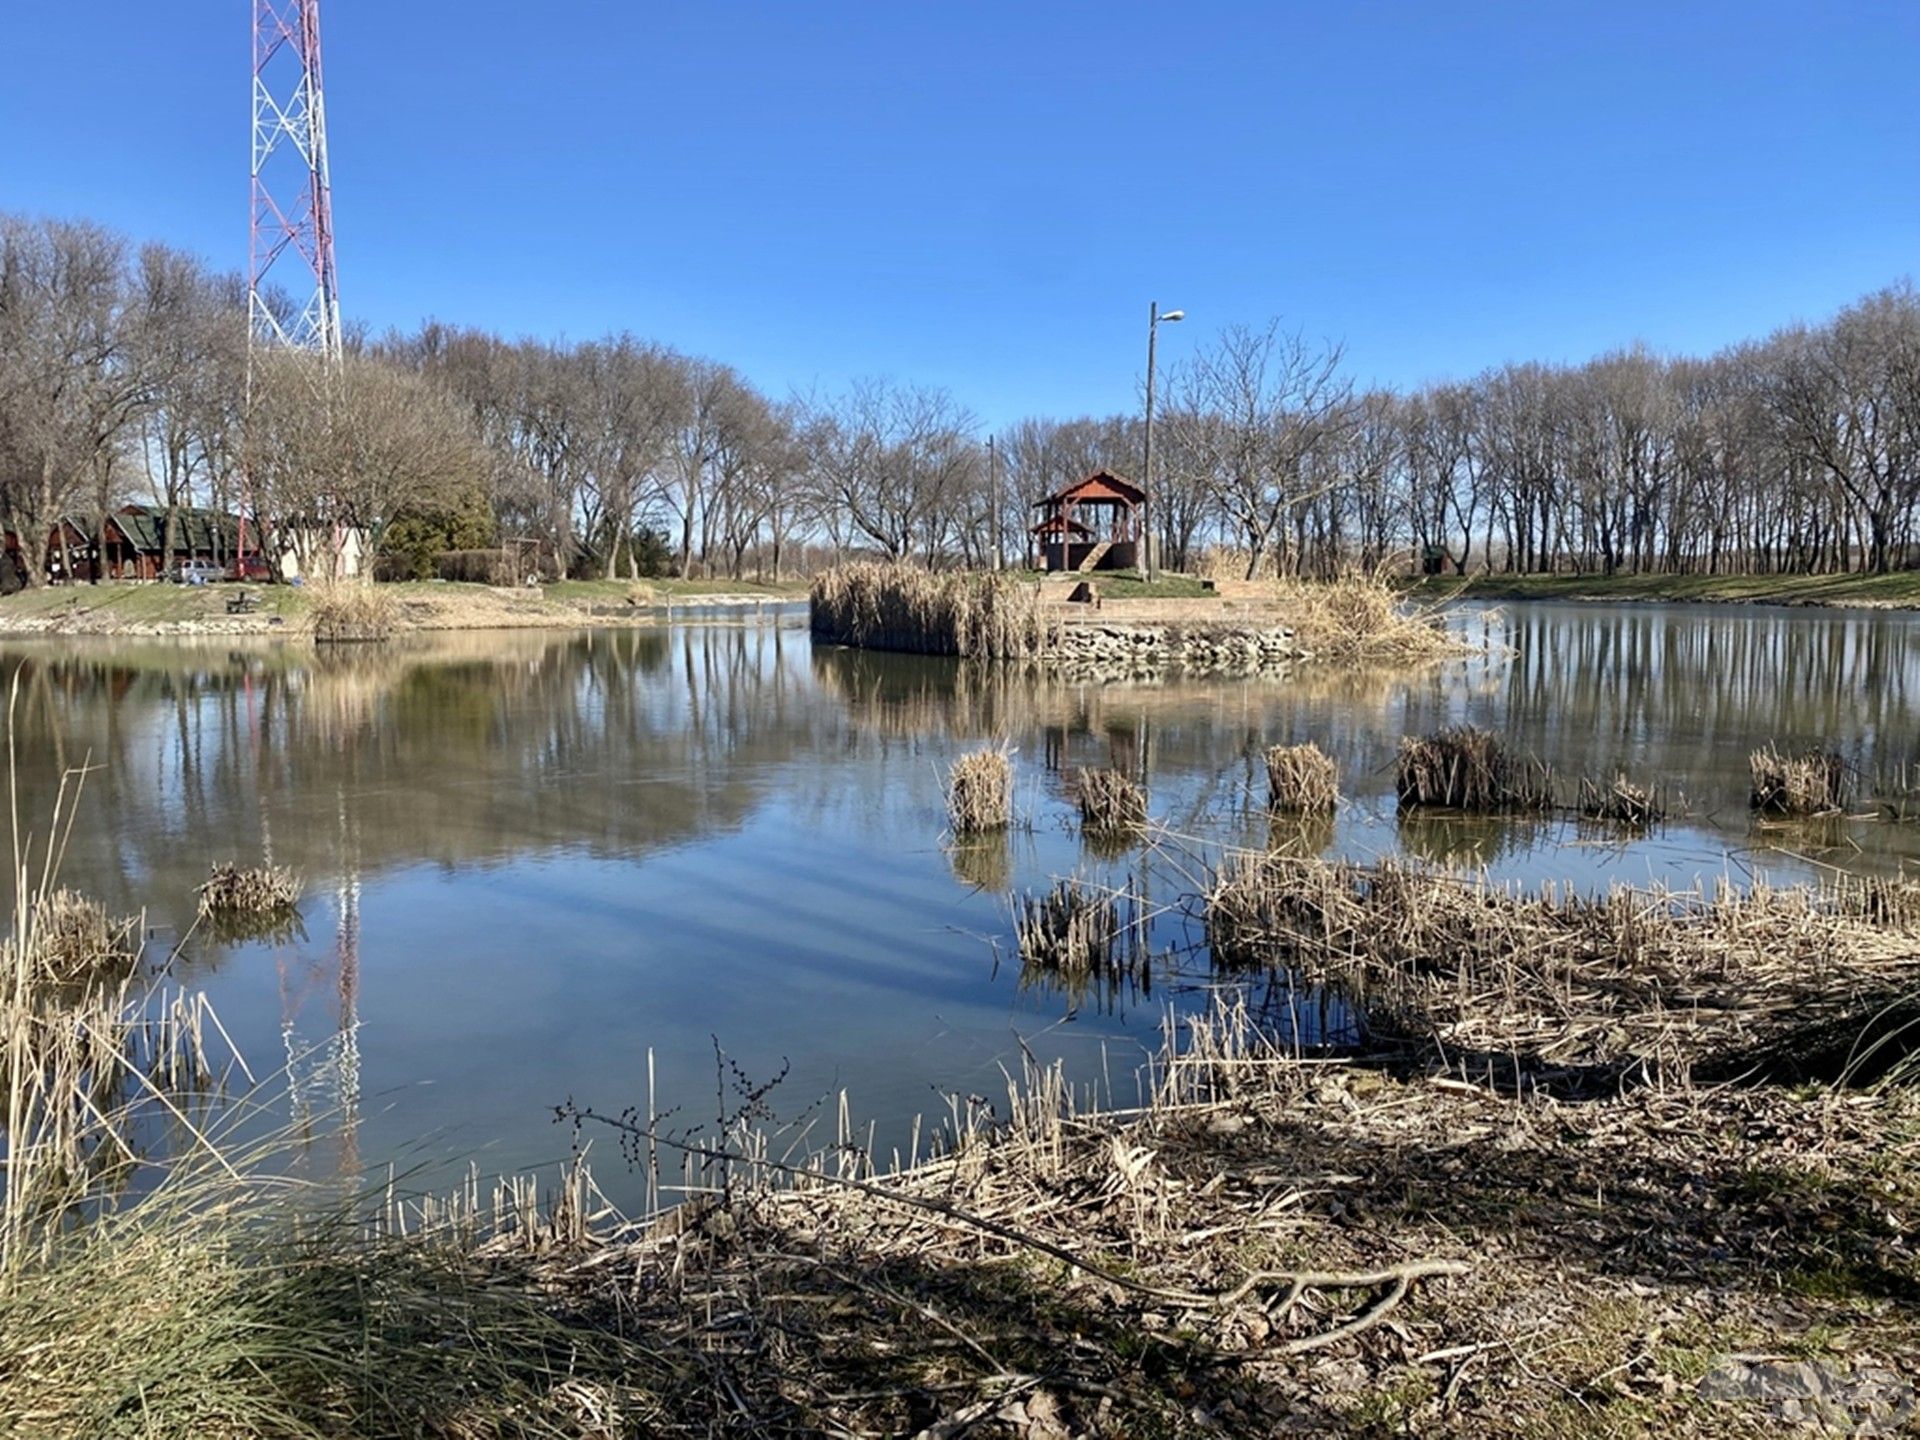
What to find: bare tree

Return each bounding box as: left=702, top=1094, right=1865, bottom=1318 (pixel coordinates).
left=249, top=350, right=489, bottom=579
left=0, top=216, right=149, bottom=586
left=1168, top=322, right=1352, bottom=578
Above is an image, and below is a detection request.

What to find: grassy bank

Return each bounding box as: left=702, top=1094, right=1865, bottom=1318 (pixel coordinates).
left=1411, top=569, right=1920, bottom=609
left=0, top=576, right=807, bottom=638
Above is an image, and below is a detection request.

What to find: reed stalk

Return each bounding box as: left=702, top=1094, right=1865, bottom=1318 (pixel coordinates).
left=1577, top=772, right=1666, bottom=828
left=309, top=581, right=399, bottom=643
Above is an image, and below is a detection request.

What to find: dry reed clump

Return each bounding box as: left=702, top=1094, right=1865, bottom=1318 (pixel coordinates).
left=196, top=862, right=301, bottom=919
left=945, top=748, right=1013, bottom=835
left=1577, top=772, right=1667, bottom=828
left=1750, top=744, right=1853, bottom=816
left=308, top=581, right=399, bottom=643
left=1270, top=571, right=1464, bottom=665
left=810, top=563, right=1061, bottom=659
left=1394, top=726, right=1551, bottom=811
left=1076, top=767, right=1147, bottom=835
left=1205, top=852, right=1920, bottom=1090
left=1014, top=879, right=1135, bottom=977
left=4, top=889, right=139, bottom=988
left=1264, top=742, right=1338, bottom=813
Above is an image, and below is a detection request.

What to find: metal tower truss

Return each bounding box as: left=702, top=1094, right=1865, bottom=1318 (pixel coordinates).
left=250, top=0, right=341, bottom=359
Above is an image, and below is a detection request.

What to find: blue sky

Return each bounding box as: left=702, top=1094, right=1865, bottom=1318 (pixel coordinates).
left=3, top=2, right=1917, bottom=424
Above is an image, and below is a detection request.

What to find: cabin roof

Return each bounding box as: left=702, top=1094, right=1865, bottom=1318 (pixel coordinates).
left=1032, top=469, right=1145, bottom=509
left=108, top=505, right=239, bottom=555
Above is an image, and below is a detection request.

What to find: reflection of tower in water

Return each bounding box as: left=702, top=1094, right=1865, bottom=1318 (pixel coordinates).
left=278, top=792, right=362, bottom=1180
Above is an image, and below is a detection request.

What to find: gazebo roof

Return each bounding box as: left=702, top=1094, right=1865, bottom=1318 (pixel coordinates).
left=1033, top=469, right=1145, bottom=509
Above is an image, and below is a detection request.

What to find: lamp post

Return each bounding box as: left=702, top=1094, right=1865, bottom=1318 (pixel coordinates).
left=988, top=433, right=1002, bottom=571
left=1141, top=301, right=1184, bottom=582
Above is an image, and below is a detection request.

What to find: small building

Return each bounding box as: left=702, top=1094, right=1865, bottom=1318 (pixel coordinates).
left=1029, top=470, right=1145, bottom=573
left=5, top=505, right=243, bottom=586
left=98, top=506, right=242, bottom=581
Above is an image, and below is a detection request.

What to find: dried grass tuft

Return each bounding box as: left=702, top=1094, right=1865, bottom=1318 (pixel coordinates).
left=810, top=564, right=1060, bottom=659
left=308, top=582, right=398, bottom=643
left=1076, top=768, right=1147, bottom=836
left=5, top=889, right=140, bottom=988
left=1577, top=773, right=1667, bottom=829
left=1270, top=571, right=1463, bottom=664
left=1014, top=880, right=1131, bottom=977
left=1394, top=726, right=1551, bottom=812
left=1264, top=742, right=1338, bottom=813
left=946, top=748, right=1013, bottom=835
left=197, top=863, right=302, bottom=919
left=1750, top=745, right=1852, bottom=816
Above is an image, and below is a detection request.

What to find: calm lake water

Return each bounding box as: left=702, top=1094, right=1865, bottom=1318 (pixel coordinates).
left=8, top=601, right=1918, bottom=1206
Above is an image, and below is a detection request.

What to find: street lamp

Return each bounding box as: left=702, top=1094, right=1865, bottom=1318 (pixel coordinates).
left=1142, top=301, right=1184, bottom=583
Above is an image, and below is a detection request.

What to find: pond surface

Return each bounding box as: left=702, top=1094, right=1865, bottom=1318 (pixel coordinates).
left=7, top=601, right=1918, bottom=1207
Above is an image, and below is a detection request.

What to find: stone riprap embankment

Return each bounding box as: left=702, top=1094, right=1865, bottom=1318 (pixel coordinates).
left=1055, top=617, right=1307, bottom=676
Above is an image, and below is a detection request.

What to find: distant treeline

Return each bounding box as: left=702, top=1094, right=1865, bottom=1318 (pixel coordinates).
left=4, top=209, right=1918, bottom=585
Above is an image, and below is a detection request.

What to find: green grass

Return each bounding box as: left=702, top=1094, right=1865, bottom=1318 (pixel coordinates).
left=1008, top=567, right=1217, bottom=599
left=0, top=581, right=308, bottom=624
left=1407, top=570, right=1920, bottom=608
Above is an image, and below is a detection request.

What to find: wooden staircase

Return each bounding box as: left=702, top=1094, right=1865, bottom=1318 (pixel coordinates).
left=1075, top=541, right=1113, bottom=572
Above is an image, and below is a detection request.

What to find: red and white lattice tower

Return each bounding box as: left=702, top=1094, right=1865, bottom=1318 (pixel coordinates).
left=249, top=0, right=341, bottom=361
left=251, top=1, right=358, bottom=1180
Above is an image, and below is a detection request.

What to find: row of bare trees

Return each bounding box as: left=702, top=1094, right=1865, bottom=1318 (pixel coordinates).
left=7, top=209, right=1920, bottom=586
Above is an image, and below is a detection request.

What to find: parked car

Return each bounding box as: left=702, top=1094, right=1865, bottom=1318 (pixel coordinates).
left=168, top=559, right=226, bottom=585
left=227, top=556, right=274, bottom=581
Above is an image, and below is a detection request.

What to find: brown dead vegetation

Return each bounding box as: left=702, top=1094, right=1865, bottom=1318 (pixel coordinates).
left=196, top=862, right=301, bottom=919
left=1578, top=772, right=1668, bottom=828
left=1750, top=744, right=1853, bottom=816
left=1265, top=741, right=1339, bottom=814
left=1076, top=767, right=1148, bottom=837
left=947, top=748, right=1014, bottom=835
left=1395, top=727, right=1552, bottom=812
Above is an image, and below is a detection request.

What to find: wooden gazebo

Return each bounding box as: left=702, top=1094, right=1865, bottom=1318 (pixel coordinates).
left=1029, top=470, right=1144, bottom=573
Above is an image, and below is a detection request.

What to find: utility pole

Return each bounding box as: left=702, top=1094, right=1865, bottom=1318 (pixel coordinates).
left=1141, top=301, right=1184, bottom=583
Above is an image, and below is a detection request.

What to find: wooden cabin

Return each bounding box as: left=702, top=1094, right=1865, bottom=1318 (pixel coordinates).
left=4, top=505, right=242, bottom=587
left=1029, top=470, right=1144, bottom=573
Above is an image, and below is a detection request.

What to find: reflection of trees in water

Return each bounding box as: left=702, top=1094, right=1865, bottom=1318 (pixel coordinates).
left=1454, top=607, right=1920, bottom=790
left=816, top=648, right=1392, bottom=840
left=0, top=627, right=823, bottom=933
left=1395, top=810, right=1551, bottom=868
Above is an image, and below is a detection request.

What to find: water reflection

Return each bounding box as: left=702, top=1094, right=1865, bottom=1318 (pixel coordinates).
left=3, top=601, right=1919, bottom=1205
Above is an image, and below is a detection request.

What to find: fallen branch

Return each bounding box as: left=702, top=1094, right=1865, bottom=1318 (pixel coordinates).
left=562, top=1103, right=1467, bottom=1328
